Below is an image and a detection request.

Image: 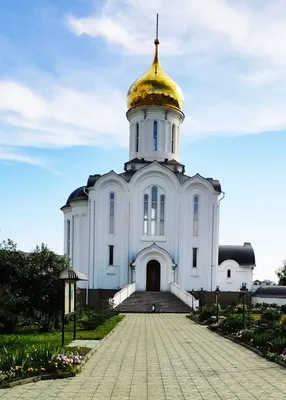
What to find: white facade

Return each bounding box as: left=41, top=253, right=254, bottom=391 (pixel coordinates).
left=61, top=66, right=255, bottom=294
left=218, top=260, right=254, bottom=292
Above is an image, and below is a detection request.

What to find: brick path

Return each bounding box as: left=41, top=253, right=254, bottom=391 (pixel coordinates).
left=1, top=314, right=286, bottom=399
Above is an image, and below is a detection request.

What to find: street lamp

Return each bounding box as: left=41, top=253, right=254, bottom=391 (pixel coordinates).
left=214, top=286, right=221, bottom=322
left=240, top=282, right=248, bottom=328
left=200, top=287, right=204, bottom=313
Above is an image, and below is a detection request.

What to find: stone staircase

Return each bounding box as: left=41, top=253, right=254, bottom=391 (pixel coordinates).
left=116, top=291, right=192, bottom=313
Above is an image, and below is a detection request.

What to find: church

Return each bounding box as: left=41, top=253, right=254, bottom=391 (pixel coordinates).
left=61, top=35, right=255, bottom=296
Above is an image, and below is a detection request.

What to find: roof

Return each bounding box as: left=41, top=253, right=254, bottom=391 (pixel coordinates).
left=62, top=162, right=222, bottom=211
left=61, top=186, right=88, bottom=209
left=219, top=243, right=255, bottom=266
left=252, top=285, right=286, bottom=298
left=60, top=270, right=88, bottom=281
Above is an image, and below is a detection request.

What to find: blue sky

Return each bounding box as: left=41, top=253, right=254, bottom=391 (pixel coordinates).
left=0, top=0, right=286, bottom=282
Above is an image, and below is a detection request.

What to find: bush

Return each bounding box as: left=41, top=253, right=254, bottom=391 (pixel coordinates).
left=217, top=314, right=245, bottom=335
left=280, top=304, right=286, bottom=314
left=78, top=299, right=119, bottom=331
left=269, top=337, right=286, bottom=353
left=250, top=332, right=273, bottom=348
left=198, top=304, right=217, bottom=322
left=260, top=309, right=282, bottom=325
left=78, top=315, right=106, bottom=331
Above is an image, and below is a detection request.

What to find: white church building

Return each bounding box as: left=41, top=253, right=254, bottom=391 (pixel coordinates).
left=61, top=37, right=255, bottom=296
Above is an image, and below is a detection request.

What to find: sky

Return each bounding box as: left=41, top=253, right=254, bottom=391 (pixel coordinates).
left=0, top=0, right=286, bottom=282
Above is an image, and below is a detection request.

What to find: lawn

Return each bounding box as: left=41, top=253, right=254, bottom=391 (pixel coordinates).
left=0, top=315, right=125, bottom=351
left=251, top=313, right=286, bottom=321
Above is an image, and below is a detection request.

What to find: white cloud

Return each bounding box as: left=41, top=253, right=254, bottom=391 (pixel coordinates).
left=0, top=81, right=128, bottom=148
left=0, top=150, right=41, bottom=165
left=2, top=0, right=286, bottom=152
left=0, top=147, right=61, bottom=174
left=67, top=0, right=286, bottom=66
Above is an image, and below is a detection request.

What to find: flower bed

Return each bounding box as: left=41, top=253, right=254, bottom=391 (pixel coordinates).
left=188, top=303, right=286, bottom=368
left=0, top=346, right=88, bottom=388
left=0, top=314, right=125, bottom=388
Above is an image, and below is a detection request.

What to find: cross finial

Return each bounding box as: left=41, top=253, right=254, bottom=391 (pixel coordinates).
left=154, top=13, right=159, bottom=45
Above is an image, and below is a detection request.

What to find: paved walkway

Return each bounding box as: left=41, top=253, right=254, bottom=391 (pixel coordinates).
left=1, top=314, right=286, bottom=399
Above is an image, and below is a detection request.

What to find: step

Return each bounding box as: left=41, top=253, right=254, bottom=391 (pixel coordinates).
left=116, top=291, right=192, bottom=313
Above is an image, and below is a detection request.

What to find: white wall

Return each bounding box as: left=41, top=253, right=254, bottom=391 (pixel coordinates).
left=127, top=105, right=184, bottom=162
left=252, top=297, right=286, bottom=306
left=65, top=162, right=221, bottom=293
left=217, top=260, right=253, bottom=292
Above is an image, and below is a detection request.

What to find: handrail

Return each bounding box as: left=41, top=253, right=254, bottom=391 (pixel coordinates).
left=170, top=282, right=199, bottom=310
left=111, top=282, right=136, bottom=307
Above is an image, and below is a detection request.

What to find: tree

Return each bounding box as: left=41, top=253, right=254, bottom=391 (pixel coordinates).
left=0, top=239, right=29, bottom=332
left=276, top=260, right=286, bottom=286
left=26, top=244, right=71, bottom=331
left=0, top=239, right=71, bottom=333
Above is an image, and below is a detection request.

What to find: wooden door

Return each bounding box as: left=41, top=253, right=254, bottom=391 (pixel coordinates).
left=146, top=260, right=161, bottom=291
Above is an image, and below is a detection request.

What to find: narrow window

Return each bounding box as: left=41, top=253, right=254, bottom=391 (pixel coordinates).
left=109, top=245, right=114, bottom=265
left=171, top=124, right=176, bottom=153
left=227, top=269, right=231, bottom=279
left=143, top=194, right=149, bottom=235
left=159, top=194, right=165, bottom=235
left=192, top=248, right=198, bottom=268
left=193, top=195, right=199, bottom=236
left=67, top=220, right=71, bottom=256
left=153, top=121, right=158, bottom=151
left=136, top=123, right=139, bottom=152
left=151, top=186, right=158, bottom=235
left=109, top=192, right=115, bottom=234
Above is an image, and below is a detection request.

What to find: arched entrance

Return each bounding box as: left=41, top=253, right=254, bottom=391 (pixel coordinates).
left=146, top=260, right=161, bottom=291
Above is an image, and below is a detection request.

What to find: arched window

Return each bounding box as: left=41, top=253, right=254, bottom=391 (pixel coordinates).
left=143, top=186, right=165, bottom=236
left=67, top=220, right=71, bottom=256
left=109, top=192, right=115, bottom=234
left=227, top=269, right=231, bottom=279
left=151, top=186, right=158, bottom=235
left=159, top=195, right=165, bottom=235
left=153, top=121, right=158, bottom=151
left=193, top=195, right=199, bottom=236
left=143, top=194, right=148, bottom=235
left=171, top=124, right=176, bottom=153
left=136, top=123, right=139, bottom=152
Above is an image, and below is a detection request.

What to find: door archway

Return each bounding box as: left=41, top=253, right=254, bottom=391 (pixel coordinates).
left=146, top=260, right=161, bottom=291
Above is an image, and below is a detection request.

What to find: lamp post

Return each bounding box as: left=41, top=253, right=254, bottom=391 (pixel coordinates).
left=240, top=282, right=248, bottom=328
left=214, top=286, right=221, bottom=322
left=200, top=287, right=204, bottom=313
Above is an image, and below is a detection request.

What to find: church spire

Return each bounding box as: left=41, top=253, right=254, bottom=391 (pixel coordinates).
left=153, top=13, right=159, bottom=73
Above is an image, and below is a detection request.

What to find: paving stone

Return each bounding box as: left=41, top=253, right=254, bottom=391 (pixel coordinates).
left=1, top=314, right=286, bottom=399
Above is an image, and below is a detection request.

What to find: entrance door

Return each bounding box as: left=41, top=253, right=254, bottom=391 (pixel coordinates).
left=146, top=260, right=161, bottom=291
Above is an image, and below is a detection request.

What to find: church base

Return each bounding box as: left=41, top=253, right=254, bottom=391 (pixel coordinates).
left=77, top=288, right=120, bottom=307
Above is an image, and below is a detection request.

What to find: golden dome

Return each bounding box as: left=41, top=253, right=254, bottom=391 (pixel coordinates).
left=127, top=39, right=184, bottom=111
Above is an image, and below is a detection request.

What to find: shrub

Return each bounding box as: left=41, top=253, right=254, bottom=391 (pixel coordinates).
left=78, top=315, right=106, bottom=330
left=250, top=332, right=273, bottom=348
left=198, top=304, right=218, bottom=322
left=269, top=337, right=286, bottom=354
left=217, top=314, right=245, bottom=335
left=280, top=304, right=286, bottom=314
left=260, top=309, right=282, bottom=325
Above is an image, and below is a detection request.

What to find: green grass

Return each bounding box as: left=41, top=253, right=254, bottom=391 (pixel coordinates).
left=251, top=314, right=286, bottom=321
left=0, top=315, right=125, bottom=352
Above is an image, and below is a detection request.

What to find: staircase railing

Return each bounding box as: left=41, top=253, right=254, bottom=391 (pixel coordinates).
left=111, top=282, right=136, bottom=308
left=170, top=282, right=199, bottom=310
